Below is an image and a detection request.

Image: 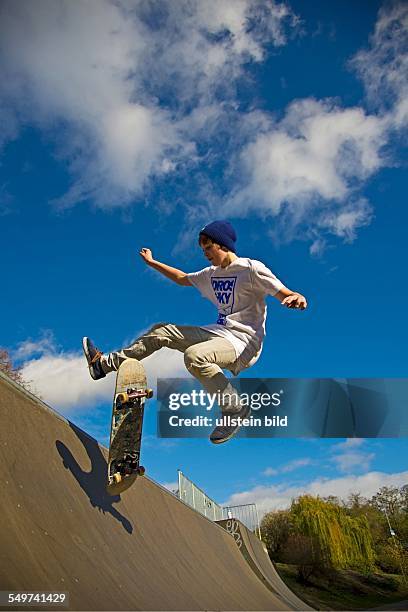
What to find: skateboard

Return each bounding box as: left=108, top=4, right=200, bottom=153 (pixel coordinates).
left=106, top=359, right=153, bottom=495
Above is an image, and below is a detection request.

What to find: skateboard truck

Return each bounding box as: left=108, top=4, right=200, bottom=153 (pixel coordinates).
left=115, top=388, right=154, bottom=409
left=111, top=465, right=145, bottom=485
left=109, top=451, right=146, bottom=485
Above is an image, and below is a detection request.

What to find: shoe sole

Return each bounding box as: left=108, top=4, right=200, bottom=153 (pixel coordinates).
left=210, top=406, right=251, bottom=445
left=82, top=336, right=91, bottom=363
left=82, top=336, right=101, bottom=381
left=210, top=431, right=236, bottom=445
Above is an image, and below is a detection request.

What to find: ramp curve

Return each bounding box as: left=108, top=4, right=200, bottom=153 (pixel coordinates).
left=217, top=519, right=312, bottom=610
left=0, top=372, right=306, bottom=610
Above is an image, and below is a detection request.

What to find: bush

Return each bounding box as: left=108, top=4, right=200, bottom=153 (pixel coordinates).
left=281, top=533, right=327, bottom=583
left=261, top=510, right=292, bottom=560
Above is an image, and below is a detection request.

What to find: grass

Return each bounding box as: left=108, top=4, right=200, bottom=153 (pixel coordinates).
left=275, top=563, right=408, bottom=611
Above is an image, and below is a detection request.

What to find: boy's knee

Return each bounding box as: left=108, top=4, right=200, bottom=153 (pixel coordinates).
left=146, top=322, right=171, bottom=337
left=142, top=323, right=174, bottom=349
left=184, top=346, right=206, bottom=371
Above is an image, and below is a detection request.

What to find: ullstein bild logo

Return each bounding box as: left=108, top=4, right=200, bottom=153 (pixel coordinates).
left=166, top=413, right=288, bottom=429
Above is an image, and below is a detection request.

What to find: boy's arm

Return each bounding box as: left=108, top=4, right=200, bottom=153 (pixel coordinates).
left=251, top=261, right=307, bottom=310
left=275, top=286, right=307, bottom=310
left=139, top=248, right=192, bottom=286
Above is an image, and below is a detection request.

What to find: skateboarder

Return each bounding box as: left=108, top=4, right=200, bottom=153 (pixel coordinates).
left=83, top=220, right=307, bottom=444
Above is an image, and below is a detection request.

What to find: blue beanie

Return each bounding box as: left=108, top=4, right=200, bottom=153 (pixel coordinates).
left=199, top=220, right=237, bottom=253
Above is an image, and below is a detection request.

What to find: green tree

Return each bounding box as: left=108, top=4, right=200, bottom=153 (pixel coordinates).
left=261, top=509, right=292, bottom=559
left=281, top=533, right=325, bottom=583
left=370, top=486, right=408, bottom=544
left=290, top=495, right=375, bottom=572
left=346, top=491, right=388, bottom=550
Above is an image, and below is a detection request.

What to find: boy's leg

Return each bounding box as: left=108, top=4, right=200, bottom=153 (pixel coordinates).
left=98, top=324, right=215, bottom=374
left=183, top=338, right=237, bottom=398
left=183, top=338, right=250, bottom=444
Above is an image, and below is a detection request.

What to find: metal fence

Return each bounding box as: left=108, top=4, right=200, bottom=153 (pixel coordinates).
left=177, top=470, right=224, bottom=521
left=177, top=471, right=261, bottom=538
left=223, top=503, right=261, bottom=539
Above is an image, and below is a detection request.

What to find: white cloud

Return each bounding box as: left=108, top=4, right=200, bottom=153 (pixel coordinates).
left=143, top=347, right=188, bottom=383
left=224, top=99, right=386, bottom=247
left=316, top=198, right=373, bottom=243
left=139, top=0, right=297, bottom=103
left=263, top=457, right=312, bottom=476
left=332, top=438, right=364, bottom=450
left=351, top=2, right=408, bottom=128
left=332, top=451, right=375, bottom=474
left=15, top=331, right=114, bottom=412
left=330, top=438, right=375, bottom=473
left=281, top=458, right=312, bottom=472
left=1, top=1, right=405, bottom=250
left=221, top=3, right=407, bottom=251
left=21, top=352, right=115, bottom=412
left=263, top=467, right=279, bottom=476
left=0, top=0, right=187, bottom=208
left=309, top=237, right=326, bottom=257
left=224, top=470, right=408, bottom=517
left=13, top=331, right=58, bottom=360
left=0, top=0, right=296, bottom=209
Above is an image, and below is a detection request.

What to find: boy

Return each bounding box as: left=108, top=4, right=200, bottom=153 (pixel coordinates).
left=83, top=220, right=307, bottom=444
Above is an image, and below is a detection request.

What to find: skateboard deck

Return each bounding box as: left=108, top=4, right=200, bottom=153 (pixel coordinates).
left=106, top=359, right=153, bottom=495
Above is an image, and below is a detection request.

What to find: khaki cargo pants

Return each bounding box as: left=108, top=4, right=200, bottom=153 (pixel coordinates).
left=100, top=323, right=241, bottom=410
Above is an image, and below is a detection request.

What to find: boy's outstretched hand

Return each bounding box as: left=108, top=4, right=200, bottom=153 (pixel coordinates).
left=140, top=248, right=154, bottom=264
left=281, top=292, right=307, bottom=310
left=138, top=249, right=190, bottom=285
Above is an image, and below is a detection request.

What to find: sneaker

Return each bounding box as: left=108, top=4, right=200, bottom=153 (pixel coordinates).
left=210, top=403, right=251, bottom=444
left=82, top=337, right=106, bottom=380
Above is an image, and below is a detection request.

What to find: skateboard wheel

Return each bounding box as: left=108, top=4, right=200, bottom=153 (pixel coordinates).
left=146, top=389, right=153, bottom=399
left=113, top=473, right=122, bottom=484
left=138, top=465, right=146, bottom=476
left=116, top=392, right=129, bottom=407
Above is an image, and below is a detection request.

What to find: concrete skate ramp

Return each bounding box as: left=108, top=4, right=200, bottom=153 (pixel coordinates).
left=217, top=519, right=311, bottom=611
left=0, top=372, right=306, bottom=611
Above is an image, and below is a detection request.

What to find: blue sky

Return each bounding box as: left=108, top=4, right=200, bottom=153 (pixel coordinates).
left=1, top=0, right=407, bottom=515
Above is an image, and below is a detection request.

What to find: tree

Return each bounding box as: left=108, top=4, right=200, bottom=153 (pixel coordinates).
left=261, top=510, right=292, bottom=560
left=345, top=492, right=388, bottom=550
left=346, top=492, right=369, bottom=510
left=281, top=533, right=325, bottom=583
left=0, top=348, right=31, bottom=391
left=371, top=486, right=404, bottom=516
left=290, top=495, right=375, bottom=572
left=370, top=486, right=408, bottom=544
left=0, top=349, right=24, bottom=383
left=401, top=485, right=408, bottom=514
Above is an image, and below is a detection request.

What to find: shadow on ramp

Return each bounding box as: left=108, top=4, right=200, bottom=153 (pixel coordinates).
left=56, top=422, right=133, bottom=534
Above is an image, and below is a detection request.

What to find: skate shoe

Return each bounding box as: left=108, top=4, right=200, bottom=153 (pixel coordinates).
left=210, top=403, right=251, bottom=444
left=82, top=337, right=106, bottom=380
